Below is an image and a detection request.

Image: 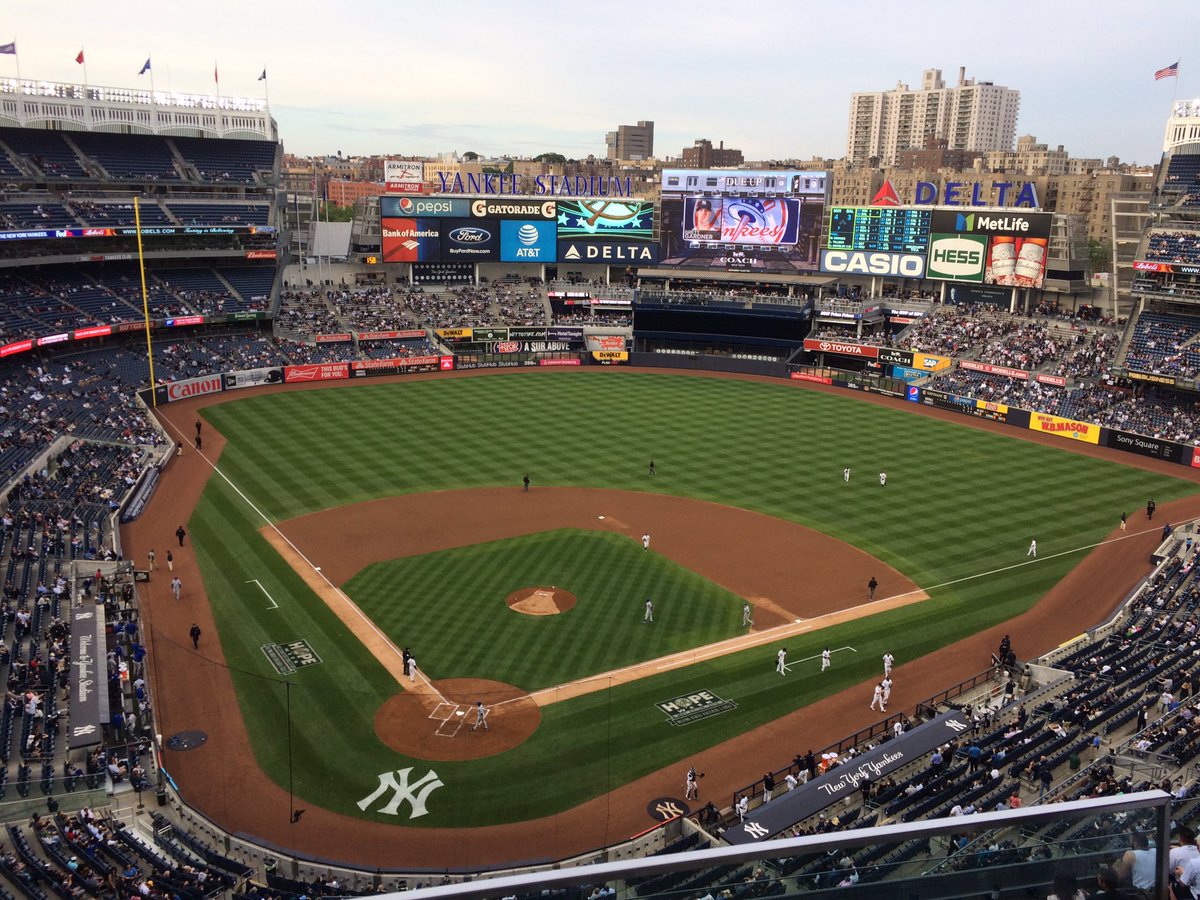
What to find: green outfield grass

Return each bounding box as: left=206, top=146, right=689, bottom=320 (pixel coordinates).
left=346, top=530, right=746, bottom=688
left=183, top=370, right=1199, bottom=826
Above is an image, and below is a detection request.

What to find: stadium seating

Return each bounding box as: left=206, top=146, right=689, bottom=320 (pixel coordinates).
left=0, top=129, right=88, bottom=179
left=65, top=132, right=181, bottom=182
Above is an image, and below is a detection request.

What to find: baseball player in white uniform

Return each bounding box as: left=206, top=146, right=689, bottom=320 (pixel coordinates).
left=642, top=533, right=651, bottom=551
left=821, top=648, right=831, bottom=672
left=742, top=603, right=753, bottom=627
left=776, top=647, right=787, bottom=675
left=883, top=652, right=894, bottom=676
left=471, top=701, right=490, bottom=731
left=643, top=597, right=653, bottom=623
left=870, top=683, right=885, bottom=711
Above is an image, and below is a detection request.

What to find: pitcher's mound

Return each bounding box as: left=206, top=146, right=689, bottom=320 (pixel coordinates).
left=506, top=586, right=576, bottom=616
left=374, top=678, right=540, bottom=761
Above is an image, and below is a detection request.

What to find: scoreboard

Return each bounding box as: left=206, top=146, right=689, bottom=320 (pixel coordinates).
left=826, top=207, right=931, bottom=254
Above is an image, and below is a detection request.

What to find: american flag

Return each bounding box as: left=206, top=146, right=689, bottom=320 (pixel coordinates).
left=1155, top=61, right=1179, bottom=81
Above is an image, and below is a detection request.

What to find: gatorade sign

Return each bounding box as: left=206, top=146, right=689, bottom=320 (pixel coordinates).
left=926, top=233, right=987, bottom=282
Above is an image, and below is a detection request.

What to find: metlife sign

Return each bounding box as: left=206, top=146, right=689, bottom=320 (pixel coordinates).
left=558, top=241, right=659, bottom=264
left=379, top=196, right=471, bottom=218
left=930, top=209, right=1052, bottom=240
left=926, top=233, right=987, bottom=282
left=819, top=249, right=926, bottom=279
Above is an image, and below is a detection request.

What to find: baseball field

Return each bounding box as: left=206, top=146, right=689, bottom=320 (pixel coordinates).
left=129, top=368, right=1200, bottom=866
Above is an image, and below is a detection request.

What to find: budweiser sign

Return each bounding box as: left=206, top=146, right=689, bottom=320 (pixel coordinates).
left=284, top=363, right=349, bottom=382
left=165, top=375, right=223, bottom=402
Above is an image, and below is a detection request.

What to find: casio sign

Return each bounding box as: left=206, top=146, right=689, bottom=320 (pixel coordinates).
left=449, top=227, right=491, bottom=243
left=821, top=250, right=925, bottom=278
left=930, top=237, right=983, bottom=276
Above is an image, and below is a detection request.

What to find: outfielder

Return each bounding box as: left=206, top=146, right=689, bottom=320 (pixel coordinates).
left=821, top=648, right=831, bottom=672
left=1027, top=538, right=1037, bottom=557
left=843, top=466, right=850, bottom=483
left=881, top=677, right=893, bottom=706
left=742, top=603, right=753, bottom=627
left=879, top=471, right=887, bottom=487
left=685, top=766, right=698, bottom=800
left=642, top=533, right=651, bottom=551
left=643, top=597, right=653, bottom=623
left=870, top=683, right=885, bottom=711
left=776, top=647, right=787, bottom=675
left=883, top=652, right=894, bottom=676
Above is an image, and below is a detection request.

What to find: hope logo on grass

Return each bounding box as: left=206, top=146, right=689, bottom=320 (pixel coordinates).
left=657, top=690, right=737, bottom=726
left=357, top=767, right=444, bottom=819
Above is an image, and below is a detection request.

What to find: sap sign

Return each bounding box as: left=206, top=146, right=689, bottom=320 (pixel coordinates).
left=913, top=181, right=1039, bottom=208
left=926, top=234, right=987, bottom=282
left=820, top=250, right=925, bottom=278
left=500, top=220, right=556, bottom=262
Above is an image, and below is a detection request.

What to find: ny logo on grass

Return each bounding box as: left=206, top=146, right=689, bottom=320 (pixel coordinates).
left=357, top=767, right=444, bottom=819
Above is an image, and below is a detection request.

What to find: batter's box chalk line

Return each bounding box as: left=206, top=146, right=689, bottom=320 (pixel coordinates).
left=435, top=708, right=467, bottom=738
left=429, top=701, right=459, bottom=722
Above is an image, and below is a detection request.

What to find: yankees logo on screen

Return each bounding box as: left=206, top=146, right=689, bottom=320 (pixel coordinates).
left=721, top=198, right=796, bottom=245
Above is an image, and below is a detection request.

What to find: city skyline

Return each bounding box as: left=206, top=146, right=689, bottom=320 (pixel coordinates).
left=3, top=0, right=1195, bottom=166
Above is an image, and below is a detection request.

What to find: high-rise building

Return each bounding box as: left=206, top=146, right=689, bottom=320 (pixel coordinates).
left=846, top=68, right=1020, bottom=167
left=605, top=120, right=654, bottom=161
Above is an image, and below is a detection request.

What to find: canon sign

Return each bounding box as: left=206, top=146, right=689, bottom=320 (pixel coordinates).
left=165, top=375, right=223, bottom=402
left=820, top=250, right=926, bottom=278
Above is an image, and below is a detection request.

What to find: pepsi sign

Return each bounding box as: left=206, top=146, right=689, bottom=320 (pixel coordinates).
left=442, top=218, right=500, bottom=260
left=379, top=196, right=471, bottom=218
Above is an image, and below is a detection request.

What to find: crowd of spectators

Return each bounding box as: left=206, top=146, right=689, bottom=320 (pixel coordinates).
left=1123, top=312, right=1200, bottom=379
left=276, top=289, right=346, bottom=336
left=1145, top=230, right=1200, bottom=265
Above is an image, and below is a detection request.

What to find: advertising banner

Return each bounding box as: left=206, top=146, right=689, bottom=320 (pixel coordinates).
left=470, top=198, right=556, bottom=220
left=539, top=357, right=582, bottom=366
left=441, top=218, right=500, bottom=261
left=725, top=711, right=972, bottom=844
left=1128, top=370, right=1181, bottom=387
left=349, top=356, right=441, bottom=377
left=591, top=350, right=628, bottom=363
left=892, top=366, right=927, bottom=382
left=164, top=374, right=224, bottom=403
left=284, top=363, right=349, bottom=383
left=559, top=240, right=659, bottom=264
left=507, top=326, right=548, bottom=340
left=357, top=329, right=426, bottom=341
left=412, top=262, right=474, bottom=284
left=929, top=209, right=1053, bottom=240
left=1103, top=429, right=1189, bottom=464
left=556, top=199, right=654, bottom=242
left=223, top=367, right=283, bottom=390
left=819, top=249, right=926, bottom=278
left=877, top=347, right=914, bottom=367
left=547, top=326, right=585, bottom=342
left=381, top=217, right=441, bottom=263
left=500, top=220, right=556, bottom=262
left=69, top=603, right=107, bottom=749
left=1028, top=412, right=1100, bottom=444
left=165, top=315, right=205, bottom=327
left=384, top=161, right=425, bottom=194
left=983, top=235, right=1048, bottom=288
left=910, top=352, right=952, bottom=372
left=802, top=338, right=879, bottom=359
left=380, top=196, right=470, bottom=218
left=314, top=333, right=353, bottom=343
left=1130, top=260, right=1200, bottom=276
left=926, top=233, right=987, bottom=282
left=790, top=372, right=833, bottom=385
left=585, top=334, right=628, bottom=352
left=959, top=359, right=1029, bottom=381
left=1035, top=374, right=1067, bottom=387
left=436, top=327, right=474, bottom=340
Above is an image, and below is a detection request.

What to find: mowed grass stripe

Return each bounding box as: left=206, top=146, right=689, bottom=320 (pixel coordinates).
left=188, top=370, right=1200, bottom=825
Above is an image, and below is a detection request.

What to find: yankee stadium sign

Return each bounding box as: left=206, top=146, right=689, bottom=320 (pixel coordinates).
left=437, top=172, right=636, bottom=197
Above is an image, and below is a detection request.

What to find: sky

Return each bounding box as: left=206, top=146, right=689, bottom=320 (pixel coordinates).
left=5, top=0, right=1197, bottom=166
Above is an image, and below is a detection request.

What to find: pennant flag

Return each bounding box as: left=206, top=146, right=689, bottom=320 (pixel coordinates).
left=1155, top=61, right=1180, bottom=81
left=138, top=57, right=151, bottom=75
left=0, top=42, right=15, bottom=56
left=258, top=68, right=267, bottom=81
left=75, top=49, right=84, bottom=65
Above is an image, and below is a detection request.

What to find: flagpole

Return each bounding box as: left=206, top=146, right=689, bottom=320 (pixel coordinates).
left=133, top=198, right=158, bottom=407
left=14, top=44, right=20, bottom=85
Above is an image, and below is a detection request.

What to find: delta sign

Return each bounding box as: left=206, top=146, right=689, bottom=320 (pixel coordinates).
left=872, top=179, right=1039, bottom=209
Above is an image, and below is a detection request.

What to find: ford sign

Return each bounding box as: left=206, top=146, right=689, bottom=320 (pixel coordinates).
left=449, top=227, right=491, bottom=243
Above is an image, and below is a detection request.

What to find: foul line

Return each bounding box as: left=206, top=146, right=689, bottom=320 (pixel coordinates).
left=245, top=579, right=279, bottom=610
left=163, top=421, right=413, bottom=684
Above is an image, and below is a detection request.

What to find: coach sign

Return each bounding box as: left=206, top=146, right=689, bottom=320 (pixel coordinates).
left=69, top=603, right=108, bottom=749
left=725, top=710, right=972, bottom=844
